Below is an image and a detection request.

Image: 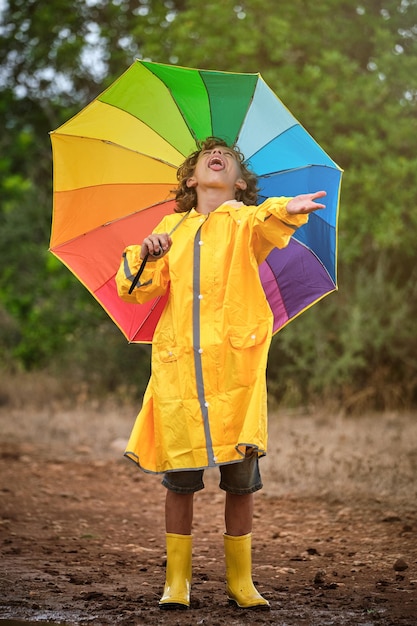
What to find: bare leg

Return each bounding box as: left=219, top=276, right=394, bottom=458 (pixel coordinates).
left=224, top=492, right=254, bottom=536
left=165, top=490, right=194, bottom=535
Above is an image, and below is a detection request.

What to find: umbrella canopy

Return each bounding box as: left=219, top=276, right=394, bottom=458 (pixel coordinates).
left=50, top=60, right=342, bottom=343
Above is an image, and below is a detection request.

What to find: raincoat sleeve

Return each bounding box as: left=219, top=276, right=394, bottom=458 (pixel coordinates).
left=115, top=245, right=170, bottom=304
left=250, top=197, right=309, bottom=264
left=116, top=215, right=173, bottom=303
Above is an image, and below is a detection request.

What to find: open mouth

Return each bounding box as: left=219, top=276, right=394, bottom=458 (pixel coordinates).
left=208, top=155, right=225, bottom=170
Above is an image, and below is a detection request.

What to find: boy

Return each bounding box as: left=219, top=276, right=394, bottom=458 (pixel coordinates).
left=116, top=137, right=326, bottom=609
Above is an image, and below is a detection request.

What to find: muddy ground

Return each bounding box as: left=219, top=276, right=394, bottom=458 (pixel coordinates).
left=0, top=404, right=416, bottom=625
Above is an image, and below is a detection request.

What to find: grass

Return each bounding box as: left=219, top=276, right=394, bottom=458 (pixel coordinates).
left=0, top=371, right=416, bottom=506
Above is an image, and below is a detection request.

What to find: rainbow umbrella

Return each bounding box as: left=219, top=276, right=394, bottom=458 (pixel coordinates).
left=50, top=60, right=342, bottom=342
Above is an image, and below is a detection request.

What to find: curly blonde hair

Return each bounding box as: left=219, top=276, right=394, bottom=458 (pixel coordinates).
left=174, top=137, right=259, bottom=213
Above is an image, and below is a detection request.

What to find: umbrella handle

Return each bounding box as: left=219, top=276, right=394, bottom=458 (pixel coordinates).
left=128, top=253, right=149, bottom=294
left=127, top=211, right=191, bottom=295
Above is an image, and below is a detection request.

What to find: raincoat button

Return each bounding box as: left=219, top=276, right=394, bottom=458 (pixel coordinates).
left=198, top=294, right=203, bottom=299
left=198, top=240, right=204, bottom=245
left=204, top=401, right=209, bottom=407
left=198, top=348, right=203, bottom=354
left=251, top=334, right=256, bottom=340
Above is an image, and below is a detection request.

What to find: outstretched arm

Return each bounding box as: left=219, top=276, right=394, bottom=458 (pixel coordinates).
left=286, top=190, right=327, bottom=215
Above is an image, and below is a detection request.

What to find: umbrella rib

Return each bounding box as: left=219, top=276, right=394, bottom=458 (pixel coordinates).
left=290, top=238, right=337, bottom=286
left=129, top=295, right=165, bottom=343
left=244, top=123, right=298, bottom=162
left=143, top=63, right=201, bottom=145
left=263, top=256, right=291, bottom=321
left=256, top=163, right=339, bottom=179
left=50, top=199, right=175, bottom=250
left=263, top=241, right=337, bottom=333
left=234, top=77, right=260, bottom=144
left=53, top=131, right=183, bottom=169
left=245, top=123, right=341, bottom=171
left=102, top=139, right=181, bottom=168
left=97, top=97, right=192, bottom=158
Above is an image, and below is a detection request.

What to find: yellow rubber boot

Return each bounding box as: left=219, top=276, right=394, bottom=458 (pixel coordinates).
left=159, top=533, right=192, bottom=610
left=224, top=533, right=270, bottom=609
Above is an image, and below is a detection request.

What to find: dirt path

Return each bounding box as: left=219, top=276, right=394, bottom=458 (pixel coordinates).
left=0, top=408, right=416, bottom=625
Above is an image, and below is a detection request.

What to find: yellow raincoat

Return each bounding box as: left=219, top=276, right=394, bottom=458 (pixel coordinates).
left=116, top=198, right=308, bottom=473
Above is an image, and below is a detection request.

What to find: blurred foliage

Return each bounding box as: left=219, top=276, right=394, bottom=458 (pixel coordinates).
left=1, top=0, right=417, bottom=409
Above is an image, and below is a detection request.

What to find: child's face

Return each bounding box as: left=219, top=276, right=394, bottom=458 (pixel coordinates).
left=186, top=145, right=247, bottom=194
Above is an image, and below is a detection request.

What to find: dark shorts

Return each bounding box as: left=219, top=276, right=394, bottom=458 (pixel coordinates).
left=161, top=453, right=263, bottom=495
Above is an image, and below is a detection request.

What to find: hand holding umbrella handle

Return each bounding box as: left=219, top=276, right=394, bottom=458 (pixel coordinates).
left=128, top=233, right=171, bottom=294
left=127, top=212, right=191, bottom=295
left=128, top=253, right=150, bottom=294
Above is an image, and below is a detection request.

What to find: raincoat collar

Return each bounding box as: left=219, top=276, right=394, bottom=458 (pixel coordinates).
left=189, top=200, right=244, bottom=218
